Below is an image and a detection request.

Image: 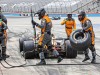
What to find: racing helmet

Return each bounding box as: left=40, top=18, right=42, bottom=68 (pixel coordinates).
left=78, top=11, right=86, bottom=21
left=35, top=8, right=46, bottom=20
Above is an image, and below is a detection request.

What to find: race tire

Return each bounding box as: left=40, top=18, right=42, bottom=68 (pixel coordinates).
left=23, top=40, right=35, bottom=59
left=65, top=40, right=77, bottom=58
left=70, top=29, right=91, bottom=51
left=19, top=37, right=29, bottom=52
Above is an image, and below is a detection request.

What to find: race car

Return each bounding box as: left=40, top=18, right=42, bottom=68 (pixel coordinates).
left=19, top=29, right=91, bottom=59
left=19, top=35, right=77, bottom=59
left=51, top=16, right=61, bottom=20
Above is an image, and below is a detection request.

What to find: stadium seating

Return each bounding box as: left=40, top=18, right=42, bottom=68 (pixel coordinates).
left=0, top=0, right=100, bottom=13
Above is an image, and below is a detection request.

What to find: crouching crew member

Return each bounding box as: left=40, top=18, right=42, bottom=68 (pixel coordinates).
left=32, top=8, right=63, bottom=65
left=78, top=11, right=96, bottom=63
left=61, top=14, right=76, bottom=38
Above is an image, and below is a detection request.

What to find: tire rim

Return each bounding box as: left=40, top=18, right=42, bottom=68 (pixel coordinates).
left=73, top=32, right=86, bottom=42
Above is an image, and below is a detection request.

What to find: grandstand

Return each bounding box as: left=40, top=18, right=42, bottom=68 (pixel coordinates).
left=0, top=0, right=100, bottom=13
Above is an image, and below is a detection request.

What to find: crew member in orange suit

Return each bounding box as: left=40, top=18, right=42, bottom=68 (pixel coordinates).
left=61, top=14, right=76, bottom=38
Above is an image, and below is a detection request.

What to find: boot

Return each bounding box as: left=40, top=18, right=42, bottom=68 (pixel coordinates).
left=82, top=55, right=90, bottom=62
left=0, top=57, right=2, bottom=60
left=36, top=52, right=46, bottom=65
left=0, top=51, right=2, bottom=60
left=91, top=58, right=96, bottom=63
left=91, top=51, right=96, bottom=63
left=52, top=50, right=63, bottom=63
left=2, top=46, right=9, bottom=60
left=57, top=56, right=63, bottom=63
left=0, top=54, right=2, bottom=60
left=2, top=54, right=9, bottom=60
left=82, top=49, right=90, bottom=62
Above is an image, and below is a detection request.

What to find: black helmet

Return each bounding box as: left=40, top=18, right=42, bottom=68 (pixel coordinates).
left=35, top=8, right=46, bottom=20
left=78, top=11, right=86, bottom=21
left=67, top=13, right=72, bottom=19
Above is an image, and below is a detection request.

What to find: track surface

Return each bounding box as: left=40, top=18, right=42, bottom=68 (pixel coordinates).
left=0, top=17, right=100, bottom=75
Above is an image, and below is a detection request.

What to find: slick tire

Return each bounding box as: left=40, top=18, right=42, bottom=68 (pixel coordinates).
left=19, top=37, right=29, bottom=52
left=70, top=29, right=91, bottom=51
left=23, top=40, right=35, bottom=59
left=65, top=40, right=77, bottom=58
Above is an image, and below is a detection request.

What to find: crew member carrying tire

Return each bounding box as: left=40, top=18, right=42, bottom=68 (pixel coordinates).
left=78, top=11, right=96, bottom=63
left=0, top=15, right=9, bottom=60
left=32, top=8, right=63, bottom=65
left=61, top=14, right=76, bottom=38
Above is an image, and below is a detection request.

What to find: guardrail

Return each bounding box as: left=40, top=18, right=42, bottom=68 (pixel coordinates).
left=4, top=13, right=100, bottom=17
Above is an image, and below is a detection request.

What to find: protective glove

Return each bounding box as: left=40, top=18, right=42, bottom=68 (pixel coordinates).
left=73, top=29, right=76, bottom=31
left=31, top=20, right=37, bottom=25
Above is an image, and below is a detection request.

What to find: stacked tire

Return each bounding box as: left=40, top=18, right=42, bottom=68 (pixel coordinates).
left=19, top=36, right=29, bottom=52
left=19, top=36, right=35, bottom=59
left=23, top=41, right=35, bottom=59
left=69, top=29, right=91, bottom=53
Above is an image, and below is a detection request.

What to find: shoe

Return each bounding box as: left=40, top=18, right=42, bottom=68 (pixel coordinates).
left=91, top=58, right=96, bottom=63
left=82, top=57, right=90, bottom=62
left=2, top=54, right=10, bottom=60
left=57, top=56, right=63, bottom=63
left=0, top=56, right=2, bottom=60
left=5, top=54, right=9, bottom=58
left=91, top=51, right=96, bottom=63
left=36, top=60, right=46, bottom=65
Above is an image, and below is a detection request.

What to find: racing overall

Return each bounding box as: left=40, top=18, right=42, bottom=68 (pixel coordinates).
left=81, top=17, right=96, bottom=63
left=36, top=15, right=62, bottom=64
left=61, top=18, right=76, bottom=38
left=0, top=20, right=8, bottom=60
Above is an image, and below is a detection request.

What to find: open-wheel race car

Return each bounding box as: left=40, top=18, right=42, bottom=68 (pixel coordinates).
left=51, top=16, right=61, bottom=20
left=19, top=29, right=91, bottom=59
